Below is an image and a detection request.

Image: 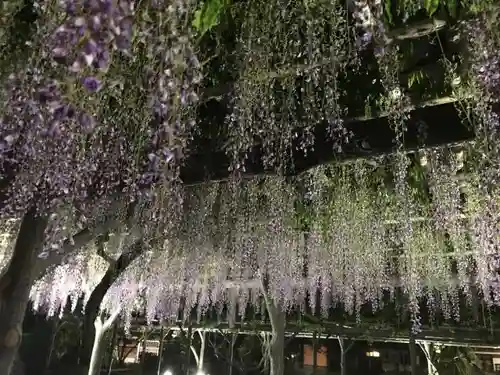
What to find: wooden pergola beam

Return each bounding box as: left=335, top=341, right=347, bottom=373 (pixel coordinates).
left=128, top=320, right=500, bottom=348
left=181, top=98, right=474, bottom=184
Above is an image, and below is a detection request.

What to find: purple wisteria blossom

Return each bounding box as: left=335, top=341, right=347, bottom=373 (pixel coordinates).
left=0, top=0, right=203, bottom=220
left=51, top=0, right=134, bottom=72
left=350, top=0, right=387, bottom=55
left=81, top=76, right=102, bottom=92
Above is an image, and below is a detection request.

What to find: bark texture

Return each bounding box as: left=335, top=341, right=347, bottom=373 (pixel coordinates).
left=267, top=301, right=286, bottom=375
left=339, top=337, right=346, bottom=375
left=80, top=240, right=143, bottom=365
left=87, top=309, right=121, bottom=375
left=0, top=208, right=48, bottom=375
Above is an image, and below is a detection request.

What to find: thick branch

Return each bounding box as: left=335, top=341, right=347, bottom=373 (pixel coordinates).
left=0, top=208, right=48, bottom=374
left=85, top=239, right=144, bottom=318
left=33, top=198, right=131, bottom=281
left=260, top=278, right=286, bottom=375
left=180, top=101, right=474, bottom=183
left=81, top=239, right=145, bottom=364
left=96, top=233, right=115, bottom=265
left=88, top=307, right=122, bottom=375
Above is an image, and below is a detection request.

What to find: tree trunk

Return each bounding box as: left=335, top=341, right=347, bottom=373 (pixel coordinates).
left=80, top=241, right=143, bottom=365
left=156, top=327, right=165, bottom=375
left=339, top=337, right=346, bottom=375
left=228, top=333, right=236, bottom=375
left=259, top=276, right=286, bottom=375
left=189, top=330, right=207, bottom=373
left=267, top=302, right=286, bottom=375
left=88, top=323, right=106, bottom=375
left=0, top=208, right=48, bottom=375
left=186, top=326, right=192, bottom=375
left=87, top=309, right=121, bottom=375
left=45, top=319, right=60, bottom=373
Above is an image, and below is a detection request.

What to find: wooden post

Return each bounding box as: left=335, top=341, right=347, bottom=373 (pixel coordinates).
left=339, top=337, right=346, bottom=375
left=409, top=334, right=418, bottom=375
left=139, top=329, right=148, bottom=375
left=197, top=331, right=206, bottom=371
left=312, top=331, right=318, bottom=374
left=157, top=327, right=165, bottom=375
left=106, top=322, right=118, bottom=375
left=187, top=326, right=192, bottom=375
left=229, top=333, right=236, bottom=375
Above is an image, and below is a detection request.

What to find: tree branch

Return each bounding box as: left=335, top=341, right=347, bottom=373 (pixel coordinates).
left=96, top=233, right=115, bottom=266
left=33, top=198, right=131, bottom=281
left=102, top=308, right=122, bottom=331
left=190, top=344, right=200, bottom=367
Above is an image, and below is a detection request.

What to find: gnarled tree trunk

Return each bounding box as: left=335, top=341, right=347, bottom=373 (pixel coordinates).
left=0, top=208, right=48, bottom=375
left=80, top=240, right=143, bottom=366
left=87, top=309, right=121, bottom=375
left=268, top=301, right=285, bottom=375
left=260, top=280, right=285, bottom=375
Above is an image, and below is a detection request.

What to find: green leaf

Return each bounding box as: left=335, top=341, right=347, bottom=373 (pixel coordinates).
left=446, top=0, right=457, bottom=18
left=383, top=0, right=393, bottom=25
left=192, top=0, right=226, bottom=37
left=424, top=0, right=440, bottom=16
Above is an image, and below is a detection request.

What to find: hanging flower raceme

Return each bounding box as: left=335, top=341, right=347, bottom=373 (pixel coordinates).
left=464, top=10, right=500, bottom=197
left=138, top=0, right=202, bottom=186
left=26, top=160, right=499, bottom=330
left=466, top=16, right=500, bottom=100
left=0, top=71, right=100, bottom=214
left=51, top=0, right=134, bottom=73
left=349, top=0, right=387, bottom=54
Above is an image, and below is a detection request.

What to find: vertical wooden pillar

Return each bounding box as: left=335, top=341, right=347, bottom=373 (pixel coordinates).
left=229, top=333, right=236, bottom=375
left=157, top=327, right=165, bottom=375
left=409, top=335, right=417, bottom=375
left=139, top=329, right=148, bottom=375
left=339, top=337, right=346, bottom=375
left=106, top=322, right=118, bottom=375
left=187, top=326, right=192, bottom=375
left=312, top=331, right=318, bottom=374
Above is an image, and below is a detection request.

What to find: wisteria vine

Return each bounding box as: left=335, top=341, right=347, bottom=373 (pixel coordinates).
left=30, top=149, right=500, bottom=331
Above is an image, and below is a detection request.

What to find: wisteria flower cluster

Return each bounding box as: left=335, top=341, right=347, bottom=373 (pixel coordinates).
left=138, top=0, right=202, bottom=187
left=349, top=0, right=388, bottom=54
left=466, top=17, right=500, bottom=100
left=0, top=71, right=95, bottom=213
left=463, top=11, right=500, bottom=188
left=30, top=154, right=500, bottom=331
left=51, top=0, right=134, bottom=77
left=0, top=0, right=136, bottom=215
left=0, top=0, right=205, bottom=218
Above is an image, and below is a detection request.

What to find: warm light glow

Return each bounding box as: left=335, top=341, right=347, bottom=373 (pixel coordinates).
left=163, top=370, right=173, bottom=375
left=196, top=371, right=206, bottom=375
left=366, top=351, right=380, bottom=358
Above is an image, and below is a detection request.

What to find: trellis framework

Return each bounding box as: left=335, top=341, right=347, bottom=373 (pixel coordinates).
left=30, top=144, right=500, bottom=333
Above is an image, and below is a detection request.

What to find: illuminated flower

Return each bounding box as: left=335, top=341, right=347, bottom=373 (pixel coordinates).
left=81, top=76, right=101, bottom=92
